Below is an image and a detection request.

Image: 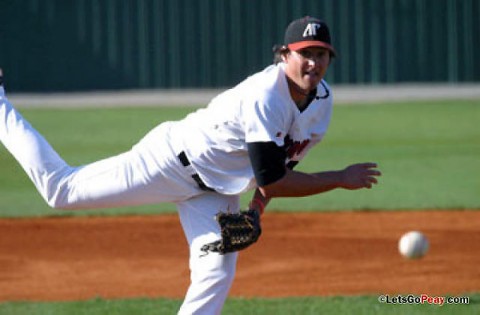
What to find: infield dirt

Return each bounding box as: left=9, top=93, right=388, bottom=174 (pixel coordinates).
left=0, top=210, right=479, bottom=301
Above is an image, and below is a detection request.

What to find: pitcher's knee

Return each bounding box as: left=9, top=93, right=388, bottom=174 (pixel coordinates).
left=46, top=196, right=69, bottom=209
left=194, top=256, right=236, bottom=289
left=43, top=180, right=77, bottom=210
left=194, top=252, right=237, bottom=290
left=209, top=261, right=236, bottom=289
left=45, top=191, right=72, bottom=210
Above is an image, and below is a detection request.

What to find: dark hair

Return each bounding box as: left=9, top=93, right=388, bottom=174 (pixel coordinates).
left=272, top=44, right=336, bottom=65
left=272, top=44, right=288, bottom=65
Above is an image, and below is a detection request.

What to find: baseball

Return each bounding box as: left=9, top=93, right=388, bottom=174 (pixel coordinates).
left=398, top=231, right=429, bottom=259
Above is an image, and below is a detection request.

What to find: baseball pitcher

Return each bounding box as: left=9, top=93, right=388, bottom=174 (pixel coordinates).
left=0, top=16, right=381, bottom=314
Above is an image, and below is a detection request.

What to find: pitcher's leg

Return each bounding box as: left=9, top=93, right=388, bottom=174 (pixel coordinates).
left=177, top=193, right=240, bottom=315
left=57, top=137, right=200, bottom=209
left=0, top=90, right=72, bottom=205
left=1, top=92, right=198, bottom=209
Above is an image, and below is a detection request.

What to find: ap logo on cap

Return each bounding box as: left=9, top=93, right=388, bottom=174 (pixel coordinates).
left=303, top=23, right=321, bottom=37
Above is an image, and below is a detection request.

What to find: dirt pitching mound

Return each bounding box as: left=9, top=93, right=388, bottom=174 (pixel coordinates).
left=1, top=210, right=479, bottom=301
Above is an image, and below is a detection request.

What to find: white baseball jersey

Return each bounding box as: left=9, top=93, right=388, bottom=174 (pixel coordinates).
left=171, top=62, right=333, bottom=195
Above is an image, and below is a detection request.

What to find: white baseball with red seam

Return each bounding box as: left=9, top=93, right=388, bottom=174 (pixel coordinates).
left=398, top=231, right=429, bottom=259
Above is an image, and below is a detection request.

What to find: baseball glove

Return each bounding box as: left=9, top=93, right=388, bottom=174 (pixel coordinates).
left=201, top=209, right=261, bottom=256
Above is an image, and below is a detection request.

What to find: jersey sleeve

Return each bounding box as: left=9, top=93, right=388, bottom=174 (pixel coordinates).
left=243, top=96, right=291, bottom=147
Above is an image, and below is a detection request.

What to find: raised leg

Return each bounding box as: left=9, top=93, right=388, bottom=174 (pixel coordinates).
left=0, top=79, right=198, bottom=209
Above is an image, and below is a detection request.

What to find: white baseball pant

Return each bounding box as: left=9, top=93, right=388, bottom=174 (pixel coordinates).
left=0, top=87, right=238, bottom=314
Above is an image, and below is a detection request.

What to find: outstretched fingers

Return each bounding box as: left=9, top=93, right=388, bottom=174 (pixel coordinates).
left=363, top=163, right=381, bottom=188
left=364, top=175, right=378, bottom=188
left=342, top=162, right=382, bottom=190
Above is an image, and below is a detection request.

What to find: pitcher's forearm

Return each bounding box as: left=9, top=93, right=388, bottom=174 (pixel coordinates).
left=258, top=169, right=343, bottom=198
left=258, top=163, right=381, bottom=199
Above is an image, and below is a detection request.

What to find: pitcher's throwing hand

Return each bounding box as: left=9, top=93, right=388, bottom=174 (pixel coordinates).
left=341, top=163, right=382, bottom=190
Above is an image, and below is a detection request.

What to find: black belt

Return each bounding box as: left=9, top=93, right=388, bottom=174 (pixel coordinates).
left=178, top=151, right=215, bottom=192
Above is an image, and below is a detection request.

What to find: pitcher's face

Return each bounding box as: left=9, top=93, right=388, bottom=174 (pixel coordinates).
left=284, top=47, right=330, bottom=94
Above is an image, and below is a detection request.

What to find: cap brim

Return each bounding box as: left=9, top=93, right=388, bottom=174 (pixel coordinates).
left=288, top=41, right=336, bottom=56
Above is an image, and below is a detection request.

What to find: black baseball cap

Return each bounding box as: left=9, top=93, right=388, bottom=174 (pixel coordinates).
left=284, top=16, right=336, bottom=56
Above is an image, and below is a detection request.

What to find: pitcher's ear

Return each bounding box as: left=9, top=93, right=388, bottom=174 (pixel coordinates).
left=272, top=44, right=289, bottom=64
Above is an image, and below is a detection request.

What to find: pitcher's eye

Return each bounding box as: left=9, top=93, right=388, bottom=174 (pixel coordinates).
left=297, top=50, right=312, bottom=59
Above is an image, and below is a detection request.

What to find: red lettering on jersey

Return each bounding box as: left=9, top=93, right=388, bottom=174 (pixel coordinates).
left=284, top=135, right=310, bottom=159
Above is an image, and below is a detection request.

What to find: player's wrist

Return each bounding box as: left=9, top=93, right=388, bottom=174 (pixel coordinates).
left=249, top=198, right=265, bottom=215
left=313, top=170, right=345, bottom=190
left=336, top=169, right=350, bottom=189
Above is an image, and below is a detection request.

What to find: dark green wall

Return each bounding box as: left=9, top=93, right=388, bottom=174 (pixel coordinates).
left=1, top=0, right=479, bottom=92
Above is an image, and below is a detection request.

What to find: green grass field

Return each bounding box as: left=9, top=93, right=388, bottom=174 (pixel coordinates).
left=0, top=295, right=478, bottom=315
left=0, top=99, right=478, bottom=217
left=0, top=99, right=479, bottom=314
